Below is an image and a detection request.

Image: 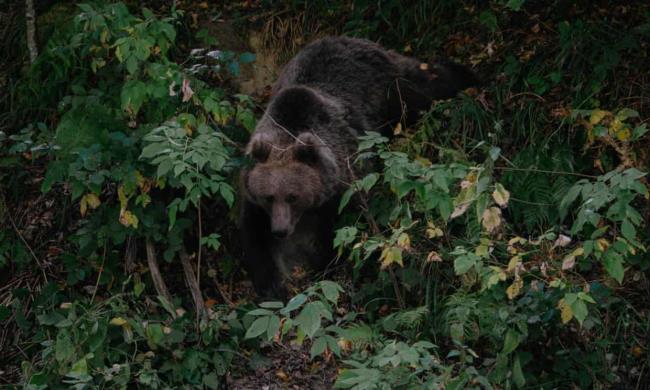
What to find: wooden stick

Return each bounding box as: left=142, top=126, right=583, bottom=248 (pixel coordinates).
left=179, top=247, right=207, bottom=321
left=145, top=239, right=172, bottom=304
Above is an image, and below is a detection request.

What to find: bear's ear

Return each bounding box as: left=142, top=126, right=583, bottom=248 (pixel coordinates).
left=269, top=86, right=331, bottom=132
left=293, top=133, right=320, bottom=165
left=293, top=132, right=338, bottom=171
left=246, top=138, right=271, bottom=163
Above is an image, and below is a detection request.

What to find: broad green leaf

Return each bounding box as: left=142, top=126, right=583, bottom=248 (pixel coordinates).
left=259, top=301, right=284, bottom=309
left=266, top=315, right=280, bottom=341
left=320, top=281, right=342, bottom=303
left=245, top=316, right=269, bottom=339
left=295, top=302, right=323, bottom=339
left=512, top=354, right=526, bottom=387
left=310, top=336, right=327, bottom=359
left=621, top=219, right=635, bottom=241
left=281, top=294, right=307, bottom=315
left=502, top=329, right=520, bottom=354
left=454, top=254, right=478, bottom=275
left=603, top=250, right=625, bottom=283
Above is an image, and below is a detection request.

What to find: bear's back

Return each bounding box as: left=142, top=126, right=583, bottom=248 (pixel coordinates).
left=273, top=36, right=400, bottom=128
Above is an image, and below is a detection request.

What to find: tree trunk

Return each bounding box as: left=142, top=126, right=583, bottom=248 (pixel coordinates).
left=25, top=0, right=38, bottom=63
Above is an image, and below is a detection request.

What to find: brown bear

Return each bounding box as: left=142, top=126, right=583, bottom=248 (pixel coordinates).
left=239, top=36, right=477, bottom=297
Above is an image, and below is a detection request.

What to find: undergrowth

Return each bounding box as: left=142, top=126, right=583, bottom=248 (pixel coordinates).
left=1, top=0, right=649, bottom=388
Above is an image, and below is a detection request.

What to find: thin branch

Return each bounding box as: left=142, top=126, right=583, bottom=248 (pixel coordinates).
left=495, top=166, right=598, bottom=179
left=6, top=208, right=48, bottom=282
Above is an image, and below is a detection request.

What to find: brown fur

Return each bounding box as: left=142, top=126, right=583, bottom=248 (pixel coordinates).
left=238, top=36, right=477, bottom=298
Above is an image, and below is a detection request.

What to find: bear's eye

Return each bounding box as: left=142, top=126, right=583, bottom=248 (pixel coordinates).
left=286, top=194, right=298, bottom=203
left=264, top=195, right=274, bottom=203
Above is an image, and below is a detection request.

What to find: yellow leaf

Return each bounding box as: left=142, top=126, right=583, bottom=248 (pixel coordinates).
left=475, top=243, right=489, bottom=258
left=80, top=193, right=101, bottom=216
left=337, top=338, right=352, bottom=352
left=393, top=122, right=402, bottom=135
left=119, top=209, right=139, bottom=228
left=110, top=317, right=128, bottom=326
left=558, top=299, right=573, bottom=324
left=426, top=222, right=443, bottom=238
left=507, top=255, right=522, bottom=272
left=506, top=279, right=523, bottom=300
left=589, top=109, right=608, bottom=125
left=481, top=207, right=502, bottom=233
left=616, top=127, right=631, bottom=142
left=118, top=185, right=129, bottom=209
left=396, top=233, right=411, bottom=250
left=492, top=183, right=510, bottom=207
left=609, top=118, right=623, bottom=133
left=380, top=246, right=403, bottom=269
left=596, top=238, right=609, bottom=252
left=572, top=247, right=584, bottom=257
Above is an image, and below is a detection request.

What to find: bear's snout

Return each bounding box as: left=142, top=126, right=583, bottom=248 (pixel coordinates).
left=271, top=202, right=295, bottom=239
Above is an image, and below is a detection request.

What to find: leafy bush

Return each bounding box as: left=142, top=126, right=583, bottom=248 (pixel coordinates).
left=2, top=0, right=649, bottom=388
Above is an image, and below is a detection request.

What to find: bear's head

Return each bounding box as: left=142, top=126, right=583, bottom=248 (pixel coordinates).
left=243, top=131, right=339, bottom=238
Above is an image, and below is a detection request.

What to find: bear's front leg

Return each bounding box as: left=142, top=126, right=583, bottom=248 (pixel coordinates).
left=239, top=199, right=285, bottom=299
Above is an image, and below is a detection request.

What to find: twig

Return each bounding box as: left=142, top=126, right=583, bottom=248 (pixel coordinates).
left=197, top=199, right=202, bottom=294
left=6, top=209, right=48, bottom=282
left=145, top=239, right=172, bottom=304
left=495, top=166, right=598, bottom=179
left=206, top=256, right=234, bottom=307
left=179, top=247, right=207, bottom=322
left=90, top=244, right=107, bottom=304
left=345, top=158, right=405, bottom=309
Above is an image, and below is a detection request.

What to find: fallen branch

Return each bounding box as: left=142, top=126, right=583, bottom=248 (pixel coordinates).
left=145, top=239, right=172, bottom=304
left=179, top=247, right=207, bottom=321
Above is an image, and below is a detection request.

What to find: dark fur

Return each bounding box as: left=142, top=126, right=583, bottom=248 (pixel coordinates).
left=239, top=36, right=477, bottom=297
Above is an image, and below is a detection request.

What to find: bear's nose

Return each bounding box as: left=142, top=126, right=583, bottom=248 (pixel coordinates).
left=272, top=229, right=289, bottom=239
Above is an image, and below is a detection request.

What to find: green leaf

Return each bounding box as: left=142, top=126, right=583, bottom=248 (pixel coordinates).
left=571, top=300, right=588, bottom=325
left=502, top=329, right=520, bottom=355
left=359, top=173, right=379, bottom=192
left=259, top=301, right=284, bottom=309
left=310, top=336, right=327, bottom=359
left=338, top=188, right=355, bottom=214
left=295, top=302, right=323, bottom=339
left=245, top=316, right=269, bottom=339
left=69, top=356, right=89, bottom=375
left=146, top=323, right=164, bottom=348
left=219, top=184, right=235, bottom=208
left=479, top=10, right=498, bottom=32
left=320, top=281, right=342, bottom=303
left=454, top=254, right=478, bottom=275
left=621, top=219, right=635, bottom=241
left=512, top=354, right=526, bottom=387
left=281, top=294, right=307, bottom=315
left=267, top=315, right=281, bottom=341
left=55, top=329, right=74, bottom=363
left=246, top=308, right=274, bottom=316
left=603, top=250, right=625, bottom=283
